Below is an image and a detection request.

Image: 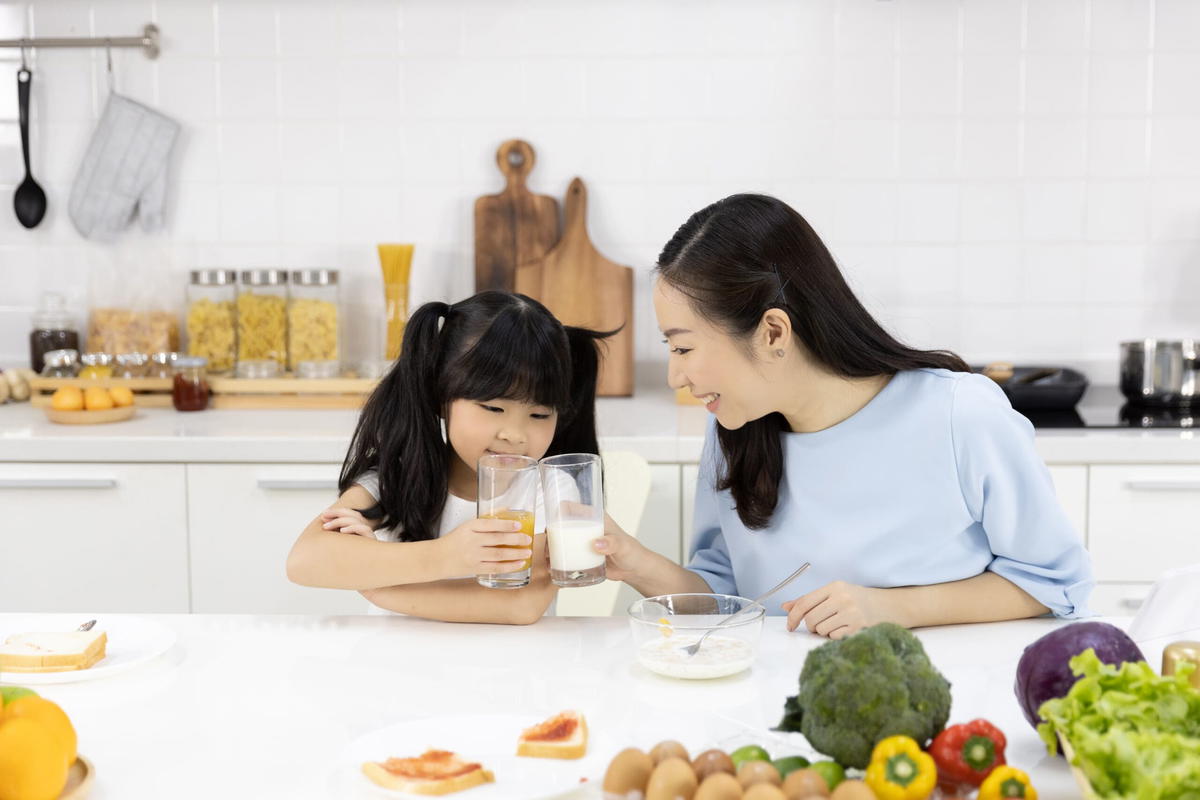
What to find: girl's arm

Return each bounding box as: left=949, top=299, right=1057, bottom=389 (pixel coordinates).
left=361, top=535, right=558, bottom=625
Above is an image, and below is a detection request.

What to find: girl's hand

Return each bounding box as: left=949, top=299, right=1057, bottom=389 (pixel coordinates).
left=321, top=506, right=375, bottom=538
left=438, top=518, right=534, bottom=577
left=590, top=517, right=645, bottom=583
left=781, top=581, right=896, bottom=640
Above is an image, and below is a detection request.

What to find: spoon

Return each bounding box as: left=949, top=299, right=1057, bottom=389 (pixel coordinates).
left=680, top=561, right=811, bottom=658
left=77, top=619, right=97, bottom=632
left=13, top=65, right=47, bottom=229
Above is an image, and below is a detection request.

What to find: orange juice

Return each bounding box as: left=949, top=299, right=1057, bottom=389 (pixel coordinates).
left=481, top=509, right=535, bottom=571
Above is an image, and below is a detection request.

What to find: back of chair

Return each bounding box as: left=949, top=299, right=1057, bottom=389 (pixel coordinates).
left=553, top=451, right=651, bottom=617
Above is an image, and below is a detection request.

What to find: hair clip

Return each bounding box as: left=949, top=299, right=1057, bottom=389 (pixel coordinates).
left=771, top=263, right=791, bottom=302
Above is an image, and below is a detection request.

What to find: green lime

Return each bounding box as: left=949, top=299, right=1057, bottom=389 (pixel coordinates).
left=770, top=755, right=811, bottom=778
left=730, top=744, right=771, bottom=769
left=810, top=761, right=845, bottom=790
left=0, top=686, right=39, bottom=707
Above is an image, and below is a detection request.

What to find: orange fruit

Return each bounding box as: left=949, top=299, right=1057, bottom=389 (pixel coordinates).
left=108, top=386, right=134, bottom=407
left=0, top=715, right=70, bottom=800
left=3, top=696, right=76, bottom=764
left=83, top=386, right=113, bottom=411
left=49, top=386, right=83, bottom=411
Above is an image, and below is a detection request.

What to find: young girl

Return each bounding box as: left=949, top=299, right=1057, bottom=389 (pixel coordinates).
left=286, top=291, right=607, bottom=624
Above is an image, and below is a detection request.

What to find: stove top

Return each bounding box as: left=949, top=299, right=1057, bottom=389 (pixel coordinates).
left=1021, top=386, right=1197, bottom=429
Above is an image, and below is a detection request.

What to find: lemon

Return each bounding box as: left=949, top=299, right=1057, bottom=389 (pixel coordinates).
left=3, top=696, right=76, bottom=764
left=0, top=716, right=70, bottom=800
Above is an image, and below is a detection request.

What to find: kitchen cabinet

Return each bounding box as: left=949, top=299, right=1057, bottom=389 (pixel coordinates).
left=186, top=464, right=368, bottom=614
left=0, top=463, right=189, bottom=612
left=1047, top=465, right=1088, bottom=542
left=1090, top=582, right=1153, bottom=617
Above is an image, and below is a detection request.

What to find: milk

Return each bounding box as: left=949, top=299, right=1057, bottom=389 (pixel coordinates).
left=547, top=520, right=605, bottom=586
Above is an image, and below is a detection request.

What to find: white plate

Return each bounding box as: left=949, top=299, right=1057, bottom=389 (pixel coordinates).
left=0, top=614, right=176, bottom=685
left=336, top=713, right=604, bottom=800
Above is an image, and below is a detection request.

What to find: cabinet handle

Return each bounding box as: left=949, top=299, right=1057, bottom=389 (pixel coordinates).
left=0, top=478, right=117, bottom=489
left=1119, top=597, right=1145, bottom=610
left=256, top=479, right=339, bottom=491
left=1124, top=479, right=1200, bottom=491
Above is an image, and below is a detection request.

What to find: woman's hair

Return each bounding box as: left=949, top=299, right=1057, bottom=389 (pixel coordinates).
left=656, top=193, right=968, bottom=530
left=340, top=291, right=610, bottom=541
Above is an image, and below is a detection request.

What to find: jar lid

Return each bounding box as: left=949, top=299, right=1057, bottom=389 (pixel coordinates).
left=43, top=349, right=79, bottom=366
left=236, top=359, right=280, bottom=379
left=240, top=269, right=288, bottom=286
left=174, top=356, right=208, bottom=369
left=150, top=351, right=180, bottom=364
left=190, top=269, right=237, bottom=286
left=290, top=269, right=339, bottom=286
left=116, top=352, right=150, bottom=365
left=80, top=352, right=113, bottom=365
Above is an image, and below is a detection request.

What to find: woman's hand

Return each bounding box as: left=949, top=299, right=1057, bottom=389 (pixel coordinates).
left=590, top=516, right=646, bottom=583
left=437, top=518, right=533, bottom=577
left=321, top=506, right=375, bottom=538
left=781, top=581, right=898, bottom=639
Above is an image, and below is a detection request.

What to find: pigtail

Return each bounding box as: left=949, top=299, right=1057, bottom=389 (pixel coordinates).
left=339, top=301, right=452, bottom=540
left=545, top=325, right=615, bottom=457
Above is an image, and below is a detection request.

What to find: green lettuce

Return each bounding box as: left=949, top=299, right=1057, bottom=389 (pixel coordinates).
left=1036, top=648, right=1200, bottom=800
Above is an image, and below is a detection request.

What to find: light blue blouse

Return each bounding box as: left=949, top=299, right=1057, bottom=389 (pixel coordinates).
left=686, top=368, right=1094, bottom=618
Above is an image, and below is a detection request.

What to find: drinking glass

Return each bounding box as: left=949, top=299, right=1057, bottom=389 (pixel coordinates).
left=539, top=453, right=606, bottom=587
left=476, top=454, right=538, bottom=589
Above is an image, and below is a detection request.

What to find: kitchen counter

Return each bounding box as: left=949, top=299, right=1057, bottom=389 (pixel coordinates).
left=1, top=613, right=1184, bottom=800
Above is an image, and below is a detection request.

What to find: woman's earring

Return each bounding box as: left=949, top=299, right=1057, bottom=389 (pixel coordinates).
left=775, top=349, right=785, bottom=358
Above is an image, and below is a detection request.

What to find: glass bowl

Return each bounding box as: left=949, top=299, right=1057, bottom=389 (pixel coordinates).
left=628, top=593, right=765, bottom=680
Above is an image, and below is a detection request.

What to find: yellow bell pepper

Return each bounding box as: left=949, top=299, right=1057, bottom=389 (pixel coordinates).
left=979, top=766, right=1038, bottom=800
left=865, top=736, right=938, bottom=800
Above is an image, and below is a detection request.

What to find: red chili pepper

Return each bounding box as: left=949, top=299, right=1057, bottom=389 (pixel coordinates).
left=929, top=719, right=1007, bottom=789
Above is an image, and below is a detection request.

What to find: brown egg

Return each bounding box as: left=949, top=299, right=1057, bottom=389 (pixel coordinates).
left=743, top=785, right=788, bottom=800
left=651, top=739, right=692, bottom=765
left=603, top=747, right=655, bottom=795
left=781, top=768, right=830, bottom=799
left=693, top=748, right=737, bottom=781
left=695, top=772, right=745, bottom=800
left=830, top=780, right=875, bottom=800
left=738, top=760, right=782, bottom=788
left=646, top=756, right=700, bottom=800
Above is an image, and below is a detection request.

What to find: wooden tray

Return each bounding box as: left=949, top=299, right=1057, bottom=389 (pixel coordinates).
left=1059, top=733, right=1101, bottom=800
left=44, top=406, right=136, bottom=425
left=61, top=754, right=94, bottom=799
left=208, top=377, right=377, bottom=410
left=31, top=377, right=172, bottom=408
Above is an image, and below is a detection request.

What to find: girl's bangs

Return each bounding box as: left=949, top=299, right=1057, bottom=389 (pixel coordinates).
left=447, top=315, right=571, bottom=411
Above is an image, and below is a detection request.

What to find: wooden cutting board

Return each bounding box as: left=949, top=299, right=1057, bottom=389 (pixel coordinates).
left=516, top=178, right=634, bottom=397
left=474, top=139, right=559, bottom=293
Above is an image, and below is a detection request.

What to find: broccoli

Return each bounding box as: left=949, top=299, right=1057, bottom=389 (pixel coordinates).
left=776, top=622, right=952, bottom=769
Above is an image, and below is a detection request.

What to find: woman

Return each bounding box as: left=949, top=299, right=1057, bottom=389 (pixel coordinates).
left=597, top=194, right=1093, bottom=639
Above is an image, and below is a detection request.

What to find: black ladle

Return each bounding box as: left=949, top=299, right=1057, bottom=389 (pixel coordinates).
left=13, top=65, right=47, bottom=229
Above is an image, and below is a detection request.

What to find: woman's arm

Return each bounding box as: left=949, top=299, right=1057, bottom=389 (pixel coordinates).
left=594, top=516, right=713, bottom=597
left=361, top=535, right=559, bottom=625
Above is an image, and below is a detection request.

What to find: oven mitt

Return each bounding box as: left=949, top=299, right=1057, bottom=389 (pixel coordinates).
left=68, top=92, right=180, bottom=240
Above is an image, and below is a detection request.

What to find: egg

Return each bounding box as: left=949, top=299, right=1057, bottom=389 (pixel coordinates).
left=693, top=748, right=737, bottom=781
left=651, top=740, right=692, bottom=765
left=695, top=772, right=745, bottom=800
left=646, top=756, right=700, bottom=800
left=829, top=780, right=875, bottom=800
left=743, top=785, right=788, bottom=800
left=782, top=769, right=830, bottom=799
left=738, top=760, right=782, bottom=789
left=603, top=747, right=655, bottom=795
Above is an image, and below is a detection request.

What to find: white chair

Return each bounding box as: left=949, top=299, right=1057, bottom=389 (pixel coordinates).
left=554, top=450, right=651, bottom=617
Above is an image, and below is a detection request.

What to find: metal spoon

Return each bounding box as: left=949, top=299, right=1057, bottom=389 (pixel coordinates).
left=681, top=562, right=811, bottom=658
left=77, top=619, right=96, bottom=632
left=13, top=63, right=47, bottom=229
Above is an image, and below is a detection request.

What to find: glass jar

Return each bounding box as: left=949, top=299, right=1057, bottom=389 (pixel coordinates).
left=114, top=353, right=149, bottom=379
left=288, top=269, right=340, bottom=378
left=40, top=349, right=79, bottom=378
left=186, top=269, right=237, bottom=374
left=148, top=352, right=178, bottom=380
left=237, top=269, right=288, bottom=372
left=29, top=292, right=80, bottom=375
left=78, top=353, right=113, bottom=380
left=172, top=356, right=209, bottom=412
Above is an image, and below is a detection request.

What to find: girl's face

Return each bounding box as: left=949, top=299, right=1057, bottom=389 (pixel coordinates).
left=445, top=397, right=558, bottom=473
left=653, top=279, right=779, bottom=430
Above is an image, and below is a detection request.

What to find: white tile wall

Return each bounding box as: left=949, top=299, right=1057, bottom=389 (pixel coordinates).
left=0, top=0, right=1198, bottom=382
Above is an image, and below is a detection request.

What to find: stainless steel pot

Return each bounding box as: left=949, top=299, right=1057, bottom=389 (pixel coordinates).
left=1119, top=339, right=1199, bottom=406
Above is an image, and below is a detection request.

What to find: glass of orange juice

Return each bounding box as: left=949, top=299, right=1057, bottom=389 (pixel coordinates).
left=476, top=454, right=539, bottom=589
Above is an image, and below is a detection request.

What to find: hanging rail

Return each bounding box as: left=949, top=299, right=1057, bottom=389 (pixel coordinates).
left=0, top=24, right=160, bottom=59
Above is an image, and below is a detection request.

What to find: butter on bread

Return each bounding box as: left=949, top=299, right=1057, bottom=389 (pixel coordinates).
left=361, top=749, right=494, bottom=795
left=0, top=630, right=107, bottom=673
left=516, top=710, right=588, bottom=759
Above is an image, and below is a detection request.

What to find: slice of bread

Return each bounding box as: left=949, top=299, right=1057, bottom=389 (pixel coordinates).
left=516, top=710, right=588, bottom=759
left=361, top=749, right=494, bottom=795
left=0, top=631, right=107, bottom=673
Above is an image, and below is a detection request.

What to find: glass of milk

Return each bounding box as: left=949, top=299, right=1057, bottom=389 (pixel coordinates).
left=539, top=453, right=606, bottom=587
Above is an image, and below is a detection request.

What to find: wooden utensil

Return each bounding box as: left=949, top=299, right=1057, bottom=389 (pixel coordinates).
left=474, top=140, right=559, bottom=293
left=515, top=178, right=634, bottom=397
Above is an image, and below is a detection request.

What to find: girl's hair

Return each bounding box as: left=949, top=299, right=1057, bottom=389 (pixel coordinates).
left=340, top=291, right=610, bottom=541
left=656, top=194, right=968, bottom=530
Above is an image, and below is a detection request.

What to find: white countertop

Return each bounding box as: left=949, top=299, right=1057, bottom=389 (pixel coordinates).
left=1, top=365, right=1198, bottom=464
left=1, top=613, right=1186, bottom=800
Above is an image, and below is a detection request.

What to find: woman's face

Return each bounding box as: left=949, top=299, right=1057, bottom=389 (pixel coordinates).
left=653, top=279, right=778, bottom=430
left=445, top=397, right=558, bottom=473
